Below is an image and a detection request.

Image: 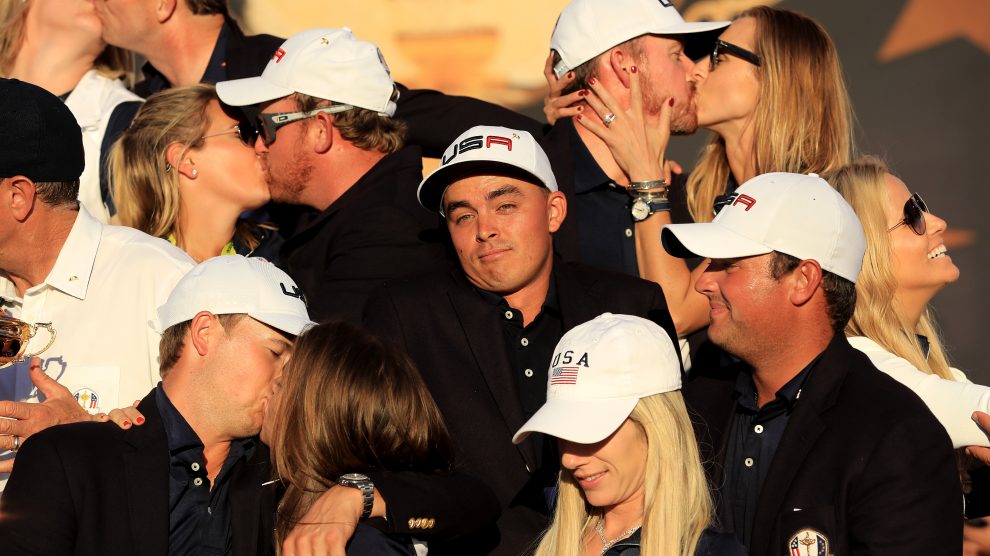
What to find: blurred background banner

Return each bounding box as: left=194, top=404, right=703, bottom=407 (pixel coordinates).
left=235, top=0, right=989, bottom=382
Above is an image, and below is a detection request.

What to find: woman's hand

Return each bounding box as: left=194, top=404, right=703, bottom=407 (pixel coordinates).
left=542, top=52, right=584, bottom=125
left=574, top=65, right=673, bottom=184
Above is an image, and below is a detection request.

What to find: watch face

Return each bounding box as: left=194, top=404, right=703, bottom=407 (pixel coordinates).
left=631, top=199, right=650, bottom=221
left=340, top=473, right=370, bottom=482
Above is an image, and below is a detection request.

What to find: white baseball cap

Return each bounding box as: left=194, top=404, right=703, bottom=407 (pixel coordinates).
left=153, top=256, right=315, bottom=336
left=661, top=172, right=867, bottom=283
left=417, top=125, right=559, bottom=212
left=216, top=28, right=397, bottom=116
left=512, top=313, right=681, bottom=445
left=550, top=0, right=729, bottom=78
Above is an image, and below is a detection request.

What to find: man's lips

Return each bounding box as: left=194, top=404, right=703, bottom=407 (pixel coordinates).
left=478, top=248, right=510, bottom=260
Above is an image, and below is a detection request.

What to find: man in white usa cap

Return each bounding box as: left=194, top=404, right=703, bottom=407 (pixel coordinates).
left=216, top=28, right=444, bottom=324
left=364, top=124, right=681, bottom=555
left=662, top=172, right=961, bottom=554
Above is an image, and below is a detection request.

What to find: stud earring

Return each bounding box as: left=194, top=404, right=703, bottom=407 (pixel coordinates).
left=191, top=168, right=198, bottom=178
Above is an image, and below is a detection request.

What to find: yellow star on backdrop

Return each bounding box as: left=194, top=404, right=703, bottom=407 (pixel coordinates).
left=878, top=0, right=990, bottom=62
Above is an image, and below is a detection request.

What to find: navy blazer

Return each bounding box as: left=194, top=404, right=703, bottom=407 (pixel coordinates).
left=684, top=334, right=962, bottom=556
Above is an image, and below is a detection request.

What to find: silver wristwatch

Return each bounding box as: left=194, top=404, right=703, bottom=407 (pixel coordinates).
left=337, top=473, right=375, bottom=519
left=631, top=197, right=671, bottom=222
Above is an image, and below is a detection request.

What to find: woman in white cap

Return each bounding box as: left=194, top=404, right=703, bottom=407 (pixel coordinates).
left=830, top=158, right=990, bottom=450
left=514, top=313, right=744, bottom=555
left=109, top=84, right=282, bottom=263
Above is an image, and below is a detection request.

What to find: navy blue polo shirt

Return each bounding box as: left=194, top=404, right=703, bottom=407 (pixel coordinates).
left=567, top=122, right=640, bottom=277
left=720, top=356, right=821, bottom=547
left=156, top=385, right=256, bottom=556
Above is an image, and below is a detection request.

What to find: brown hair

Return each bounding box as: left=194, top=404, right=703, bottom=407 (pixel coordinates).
left=687, top=6, right=855, bottom=222
left=270, top=321, right=453, bottom=548
left=551, top=37, right=643, bottom=97
left=158, top=314, right=245, bottom=378
left=293, top=91, right=406, bottom=155
left=769, top=251, right=857, bottom=334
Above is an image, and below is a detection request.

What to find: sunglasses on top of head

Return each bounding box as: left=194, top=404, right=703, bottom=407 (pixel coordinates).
left=888, top=192, right=929, bottom=235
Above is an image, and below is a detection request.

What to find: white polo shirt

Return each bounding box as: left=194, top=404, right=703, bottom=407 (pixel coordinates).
left=0, top=208, right=193, bottom=486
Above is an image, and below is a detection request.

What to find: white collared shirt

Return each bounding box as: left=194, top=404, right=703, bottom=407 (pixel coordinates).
left=0, top=208, right=193, bottom=486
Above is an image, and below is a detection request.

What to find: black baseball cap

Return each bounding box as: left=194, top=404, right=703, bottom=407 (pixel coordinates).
left=0, top=79, right=84, bottom=182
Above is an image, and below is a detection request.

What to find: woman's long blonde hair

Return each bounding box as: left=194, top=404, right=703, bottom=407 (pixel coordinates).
left=0, top=0, right=132, bottom=79
left=110, top=84, right=262, bottom=250
left=269, top=321, right=455, bottom=554
left=534, top=392, right=713, bottom=556
left=687, top=6, right=855, bottom=222
left=831, top=157, right=953, bottom=379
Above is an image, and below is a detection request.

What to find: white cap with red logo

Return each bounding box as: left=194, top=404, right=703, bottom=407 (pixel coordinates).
left=661, top=172, right=866, bottom=283
left=550, top=0, right=728, bottom=78
left=216, top=28, right=397, bottom=116
left=417, top=125, right=559, bottom=212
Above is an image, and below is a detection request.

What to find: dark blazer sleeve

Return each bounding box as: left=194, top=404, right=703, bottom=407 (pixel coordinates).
left=0, top=432, right=77, bottom=555
left=366, top=469, right=500, bottom=540
left=843, top=414, right=961, bottom=554
left=395, top=84, right=546, bottom=158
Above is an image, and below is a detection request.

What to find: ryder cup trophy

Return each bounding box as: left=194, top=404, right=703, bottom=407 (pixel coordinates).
left=0, top=315, right=56, bottom=367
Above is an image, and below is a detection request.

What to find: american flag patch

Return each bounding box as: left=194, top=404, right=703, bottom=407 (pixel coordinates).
left=550, top=366, right=579, bottom=385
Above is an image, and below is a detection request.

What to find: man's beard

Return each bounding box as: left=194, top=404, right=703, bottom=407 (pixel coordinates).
left=262, top=151, right=312, bottom=206
left=641, top=73, right=699, bottom=135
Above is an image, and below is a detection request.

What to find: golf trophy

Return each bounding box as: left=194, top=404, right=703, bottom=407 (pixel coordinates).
left=0, top=315, right=56, bottom=368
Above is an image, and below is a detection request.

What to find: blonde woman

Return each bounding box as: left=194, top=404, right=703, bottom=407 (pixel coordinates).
left=547, top=6, right=855, bottom=337
left=0, top=0, right=141, bottom=223
left=831, top=157, right=990, bottom=449
left=110, top=84, right=281, bottom=263
left=514, top=313, right=744, bottom=556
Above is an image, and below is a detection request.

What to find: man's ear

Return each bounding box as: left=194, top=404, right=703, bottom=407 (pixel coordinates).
left=156, top=0, right=178, bottom=23
left=608, top=47, right=633, bottom=89
left=310, top=112, right=335, bottom=155
left=788, top=259, right=825, bottom=307
left=546, top=191, right=568, bottom=233
left=187, top=311, right=219, bottom=357
left=3, top=176, right=38, bottom=221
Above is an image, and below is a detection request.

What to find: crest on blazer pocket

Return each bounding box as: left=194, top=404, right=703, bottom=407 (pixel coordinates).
left=788, top=528, right=829, bottom=556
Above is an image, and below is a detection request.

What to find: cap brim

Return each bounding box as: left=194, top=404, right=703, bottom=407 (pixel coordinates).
left=418, top=161, right=550, bottom=212
left=248, top=312, right=316, bottom=337
left=661, top=223, right=773, bottom=260
left=216, top=77, right=295, bottom=107
left=512, top=398, right=637, bottom=445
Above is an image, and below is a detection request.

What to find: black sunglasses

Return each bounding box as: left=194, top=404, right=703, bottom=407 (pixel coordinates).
left=199, top=124, right=258, bottom=147
left=888, top=192, right=929, bottom=235
left=255, top=105, right=354, bottom=147
left=710, top=39, right=762, bottom=71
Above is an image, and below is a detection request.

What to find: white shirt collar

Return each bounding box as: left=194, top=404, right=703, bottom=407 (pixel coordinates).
left=43, top=207, right=102, bottom=300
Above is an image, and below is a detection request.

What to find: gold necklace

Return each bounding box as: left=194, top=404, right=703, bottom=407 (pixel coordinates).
left=595, top=517, right=638, bottom=555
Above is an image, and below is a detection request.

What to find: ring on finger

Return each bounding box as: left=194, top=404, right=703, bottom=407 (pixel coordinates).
left=12, top=435, right=19, bottom=452
left=603, top=113, right=617, bottom=127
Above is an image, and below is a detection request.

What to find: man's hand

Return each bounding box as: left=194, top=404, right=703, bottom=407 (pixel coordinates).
left=282, top=484, right=386, bottom=556
left=0, top=357, right=93, bottom=472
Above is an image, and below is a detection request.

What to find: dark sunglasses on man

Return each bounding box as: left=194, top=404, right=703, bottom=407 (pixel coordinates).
left=888, top=192, right=930, bottom=235
left=255, top=104, right=354, bottom=147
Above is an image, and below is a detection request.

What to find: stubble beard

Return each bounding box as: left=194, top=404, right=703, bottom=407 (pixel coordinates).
left=262, top=151, right=312, bottom=206
left=641, top=73, right=699, bottom=135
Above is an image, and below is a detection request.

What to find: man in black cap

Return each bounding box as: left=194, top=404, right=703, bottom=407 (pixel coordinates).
left=0, top=79, right=193, bottom=484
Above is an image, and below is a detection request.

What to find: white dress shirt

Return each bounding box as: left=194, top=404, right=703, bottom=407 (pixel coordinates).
left=0, top=208, right=193, bottom=486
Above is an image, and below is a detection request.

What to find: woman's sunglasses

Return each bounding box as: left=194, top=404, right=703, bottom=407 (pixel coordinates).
left=888, top=192, right=929, bottom=235
left=199, top=124, right=258, bottom=147
left=710, top=39, right=762, bottom=71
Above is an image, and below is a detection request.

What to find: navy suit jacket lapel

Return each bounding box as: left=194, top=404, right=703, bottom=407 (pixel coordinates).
left=122, top=393, right=170, bottom=556
left=446, top=270, right=537, bottom=469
